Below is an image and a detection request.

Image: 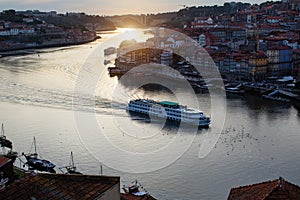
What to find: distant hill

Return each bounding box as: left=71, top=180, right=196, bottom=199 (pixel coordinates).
left=105, top=2, right=252, bottom=29
left=159, top=2, right=251, bottom=28
left=41, top=13, right=116, bottom=31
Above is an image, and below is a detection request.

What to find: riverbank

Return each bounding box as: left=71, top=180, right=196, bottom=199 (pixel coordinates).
left=0, top=35, right=101, bottom=57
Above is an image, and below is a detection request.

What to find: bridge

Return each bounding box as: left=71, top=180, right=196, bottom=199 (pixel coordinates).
left=107, top=15, right=147, bottom=27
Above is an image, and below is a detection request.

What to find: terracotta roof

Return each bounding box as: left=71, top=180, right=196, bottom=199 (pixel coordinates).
left=121, top=193, right=156, bottom=200
left=194, top=17, right=211, bottom=20
left=0, top=157, right=11, bottom=168
left=228, top=177, right=300, bottom=200
left=0, top=172, right=120, bottom=200
left=265, top=16, right=284, bottom=20
left=264, top=36, right=288, bottom=41
left=191, top=22, right=216, bottom=26
left=293, top=49, right=300, bottom=54
left=250, top=51, right=268, bottom=59
left=268, top=46, right=292, bottom=50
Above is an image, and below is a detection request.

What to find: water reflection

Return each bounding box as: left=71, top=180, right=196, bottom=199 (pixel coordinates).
left=127, top=110, right=209, bottom=133
left=239, top=94, right=292, bottom=122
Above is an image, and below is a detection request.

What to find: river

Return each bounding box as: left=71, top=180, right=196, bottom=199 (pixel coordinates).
left=0, top=28, right=300, bottom=200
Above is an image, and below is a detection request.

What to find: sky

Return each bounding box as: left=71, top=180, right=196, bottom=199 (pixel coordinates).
left=0, top=0, right=266, bottom=16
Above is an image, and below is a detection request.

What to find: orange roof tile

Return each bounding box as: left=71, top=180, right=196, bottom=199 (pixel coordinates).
left=0, top=172, right=120, bottom=200
left=268, top=46, right=292, bottom=50
left=228, top=177, right=300, bottom=200
left=0, top=157, right=11, bottom=167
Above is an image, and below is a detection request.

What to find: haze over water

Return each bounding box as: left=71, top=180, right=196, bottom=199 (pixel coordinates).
left=0, top=28, right=300, bottom=199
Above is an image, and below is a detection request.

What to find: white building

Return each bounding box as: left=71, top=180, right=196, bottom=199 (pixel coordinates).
left=199, top=34, right=206, bottom=47
left=161, top=49, right=173, bottom=66
left=19, top=28, right=35, bottom=34
left=9, top=28, right=19, bottom=35
left=0, top=27, right=35, bottom=36
left=23, top=18, right=34, bottom=23
left=0, top=30, right=10, bottom=36
left=247, top=15, right=252, bottom=23
left=194, top=17, right=214, bottom=24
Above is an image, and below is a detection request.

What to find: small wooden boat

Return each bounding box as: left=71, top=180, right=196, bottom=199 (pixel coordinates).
left=104, top=47, right=116, bottom=56
left=0, top=124, right=12, bottom=149
left=59, top=151, right=82, bottom=174
left=225, top=84, right=245, bottom=95
left=0, top=124, right=18, bottom=162
left=225, top=87, right=245, bottom=95
left=22, top=137, right=56, bottom=173
left=104, top=59, right=111, bottom=65
left=122, top=180, right=147, bottom=196
left=262, top=95, right=290, bottom=103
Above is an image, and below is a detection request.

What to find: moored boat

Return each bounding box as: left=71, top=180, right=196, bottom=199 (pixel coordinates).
left=225, top=87, right=245, bottom=95
left=0, top=124, right=12, bottom=149
left=122, top=180, right=147, bottom=197
left=0, top=124, right=18, bottom=162
left=104, top=47, right=116, bottom=56
left=225, top=83, right=245, bottom=95
left=22, top=137, right=56, bottom=173
left=59, top=151, right=82, bottom=174
left=104, top=59, right=111, bottom=65
left=262, top=95, right=290, bottom=103
left=126, top=99, right=211, bottom=127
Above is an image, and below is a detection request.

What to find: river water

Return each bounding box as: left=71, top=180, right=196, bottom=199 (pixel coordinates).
left=0, top=28, right=300, bottom=200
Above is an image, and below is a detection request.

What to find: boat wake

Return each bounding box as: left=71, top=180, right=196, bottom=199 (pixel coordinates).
left=0, top=77, right=126, bottom=115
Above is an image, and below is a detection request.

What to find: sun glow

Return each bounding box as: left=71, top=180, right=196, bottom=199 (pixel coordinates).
left=116, top=28, right=150, bottom=43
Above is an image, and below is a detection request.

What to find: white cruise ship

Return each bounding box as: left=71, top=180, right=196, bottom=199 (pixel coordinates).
left=126, top=99, right=211, bottom=127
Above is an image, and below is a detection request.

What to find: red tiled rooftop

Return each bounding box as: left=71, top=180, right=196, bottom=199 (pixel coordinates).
left=194, top=17, right=211, bottom=21
left=268, top=46, right=292, bottom=50
left=293, top=49, right=300, bottom=53
left=264, top=36, right=288, bottom=41
left=259, top=24, right=276, bottom=29
left=265, top=16, right=284, bottom=20
left=191, top=22, right=216, bottom=26
left=0, top=172, right=120, bottom=200
left=0, top=157, right=11, bottom=167
left=266, top=5, right=274, bottom=9
left=250, top=51, right=268, bottom=59
left=228, top=177, right=300, bottom=200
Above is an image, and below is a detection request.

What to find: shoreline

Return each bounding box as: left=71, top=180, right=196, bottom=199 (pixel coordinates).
left=0, top=35, right=101, bottom=57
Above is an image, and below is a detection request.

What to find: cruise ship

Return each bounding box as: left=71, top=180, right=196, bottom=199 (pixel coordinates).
left=127, top=99, right=211, bottom=127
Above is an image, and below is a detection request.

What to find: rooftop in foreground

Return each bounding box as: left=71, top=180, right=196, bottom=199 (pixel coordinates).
left=0, top=172, right=120, bottom=200
left=227, top=177, right=300, bottom=200
left=0, top=157, right=11, bottom=167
